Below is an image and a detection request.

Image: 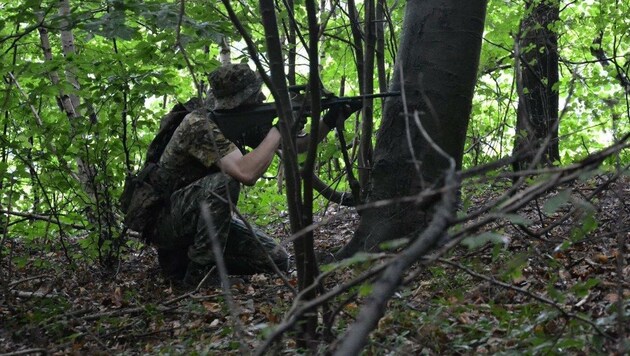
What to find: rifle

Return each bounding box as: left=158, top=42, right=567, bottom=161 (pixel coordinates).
left=210, top=89, right=401, bottom=148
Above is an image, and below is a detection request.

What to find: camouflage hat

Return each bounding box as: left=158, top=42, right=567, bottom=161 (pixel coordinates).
left=208, top=64, right=262, bottom=110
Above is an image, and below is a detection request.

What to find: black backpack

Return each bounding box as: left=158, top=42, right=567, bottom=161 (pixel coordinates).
left=119, top=99, right=201, bottom=235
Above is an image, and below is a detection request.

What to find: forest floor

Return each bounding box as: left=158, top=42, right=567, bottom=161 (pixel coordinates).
left=1, top=173, right=629, bottom=355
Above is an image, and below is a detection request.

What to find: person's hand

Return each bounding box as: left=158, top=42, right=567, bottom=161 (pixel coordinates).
left=322, top=103, right=356, bottom=129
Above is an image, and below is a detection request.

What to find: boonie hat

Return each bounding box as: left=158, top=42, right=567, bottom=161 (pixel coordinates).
left=208, top=64, right=263, bottom=110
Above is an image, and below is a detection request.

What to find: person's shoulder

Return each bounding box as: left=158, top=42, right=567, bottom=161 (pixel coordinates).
left=179, top=109, right=214, bottom=130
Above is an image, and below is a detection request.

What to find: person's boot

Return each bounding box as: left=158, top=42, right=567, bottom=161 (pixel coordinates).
left=157, top=247, right=189, bottom=281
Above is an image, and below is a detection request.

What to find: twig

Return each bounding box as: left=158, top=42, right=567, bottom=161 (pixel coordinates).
left=10, top=290, right=56, bottom=298
left=8, top=274, right=52, bottom=289
left=175, top=0, right=201, bottom=97
left=255, top=261, right=388, bottom=355
left=1, top=348, right=49, bottom=356
left=333, top=113, right=459, bottom=354
left=208, top=190, right=296, bottom=294
left=438, top=258, right=614, bottom=339
left=199, top=204, right=248, bottom=356
left=0, top=209, right=85, bottom=230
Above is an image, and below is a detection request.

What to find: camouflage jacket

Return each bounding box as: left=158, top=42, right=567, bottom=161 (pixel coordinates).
left=158, top=109, right=238, bottom=192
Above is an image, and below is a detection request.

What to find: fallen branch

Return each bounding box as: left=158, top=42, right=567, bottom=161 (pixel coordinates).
left=1, top=348, right=49, bottom=356
left=0, top=210, right=85, bottom=230
left=438, top=258, right=614, bottom=339
left=11, top=290, right=56, bottom=298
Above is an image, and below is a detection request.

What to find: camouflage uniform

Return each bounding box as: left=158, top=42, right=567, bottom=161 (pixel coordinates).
left=151, top=109, right=288, bottom=281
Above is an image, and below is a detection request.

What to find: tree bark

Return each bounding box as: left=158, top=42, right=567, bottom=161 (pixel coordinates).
left=336, top=0, right=487, bottom=258
left=259, top=0, right=318, bottom=346
left=512, top=0, right=560, bottom=171
left=359, top=0, right=376, bottom=200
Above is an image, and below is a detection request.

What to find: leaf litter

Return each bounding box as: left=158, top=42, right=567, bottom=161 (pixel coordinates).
left=0, top=174, right=628, bottom=354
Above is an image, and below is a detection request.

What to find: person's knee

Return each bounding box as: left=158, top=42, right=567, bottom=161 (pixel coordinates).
left=270, top=245, right=289, bottom=272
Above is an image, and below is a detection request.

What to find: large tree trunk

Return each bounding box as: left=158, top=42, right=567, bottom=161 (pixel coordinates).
left=336, top=0, right=487, bottom=258
left=512, top=0, right=560, bottom=170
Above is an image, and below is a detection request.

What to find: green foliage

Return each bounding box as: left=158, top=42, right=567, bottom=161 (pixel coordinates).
left=0, top=0, right=628, bottom=273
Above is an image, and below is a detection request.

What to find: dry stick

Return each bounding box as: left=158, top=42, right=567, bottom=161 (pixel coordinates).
left=516, top=166, right=628, bottom=241
left=207, top=190, right=296, bottom=294
left=399, top=63, right=422, bottom=176
left=0, top=209, right=85, bottom=230
left=8, top=274, right=52, bottom=289
left=219, top=0, right=275, bottom=100
left=433, top=135, right=630, bottom=262
left=255, top=262, right=389, bottom=355
left=1, top=348, right=49, bottom=356
left=199, top=204, right=248, bottom=356
left=438, top=258, right=612, bottom=339
left=279, top=137, right=628, bottom=353
left=334, top=169, right=458, bottom=355
left=10, top=290, right=56, bottom=299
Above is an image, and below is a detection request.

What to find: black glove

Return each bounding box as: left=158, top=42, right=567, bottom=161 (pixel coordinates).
left=322, top=103, right=357, bottom=129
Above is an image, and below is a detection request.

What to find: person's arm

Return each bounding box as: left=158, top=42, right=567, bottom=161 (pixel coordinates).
left=217, top=126, right=281, bottom=185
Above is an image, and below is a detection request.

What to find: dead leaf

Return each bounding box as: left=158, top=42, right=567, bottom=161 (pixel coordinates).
left=202, top=301, right=222, bottom=313
left=593, top=253, right=608, bottom=264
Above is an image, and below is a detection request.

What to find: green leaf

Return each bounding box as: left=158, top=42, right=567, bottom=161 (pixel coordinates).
left=378, top=238, right=409, bottom=251
left=543, top=190, right=571, bottom=214
left=358, top=283, right=373, bottom=297
left=462, top=232, right=508, bottom=250
left=503, top=213, right=532, bottom=227
left=571, top=278, right=600, bottom=297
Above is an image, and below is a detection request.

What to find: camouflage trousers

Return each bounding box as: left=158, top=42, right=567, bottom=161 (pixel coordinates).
left=152, top=173, right=288, bottom=277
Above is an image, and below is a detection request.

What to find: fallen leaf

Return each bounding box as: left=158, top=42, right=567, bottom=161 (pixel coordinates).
left=593, top=253, right=608, bottom=264
left=202, top=301, right=222, bottom=313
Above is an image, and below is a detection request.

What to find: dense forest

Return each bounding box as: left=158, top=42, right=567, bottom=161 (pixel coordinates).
left=1, top=0, right=628, bottom=354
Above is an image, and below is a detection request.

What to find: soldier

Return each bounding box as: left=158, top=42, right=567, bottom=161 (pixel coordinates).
left=148, top=63, right=349, bottom=287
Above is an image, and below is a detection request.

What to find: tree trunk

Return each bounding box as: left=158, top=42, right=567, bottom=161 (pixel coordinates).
left=358, top=0, right=376, bottom=200
left=336, top=0, right=487, bottom=258
left=512, top=0, right=560, bottom=171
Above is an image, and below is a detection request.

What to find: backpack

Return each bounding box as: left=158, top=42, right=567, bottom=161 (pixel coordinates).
left=119, top=99, right=202, bottom=235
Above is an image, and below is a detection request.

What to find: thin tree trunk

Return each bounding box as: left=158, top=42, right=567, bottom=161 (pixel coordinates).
left=376, top=0, right=388, bottom=99
left=41, top=0, right=116, bottom=264
left=287, top=0, right=297, bottom=85
left=512, top=0, right=560, bottom=171
left=219, top=36, right=231, bottom=65
left=58, top=0, right=81, bottom=114
left=358, top=0, right=376, bottom=200
left=259, top=0, right=317, bottom=345
left=337, top=0, right=487, bottom=258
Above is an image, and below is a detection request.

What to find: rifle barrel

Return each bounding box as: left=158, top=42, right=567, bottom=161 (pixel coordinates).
left=345, top=92, right=401, bottom=100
